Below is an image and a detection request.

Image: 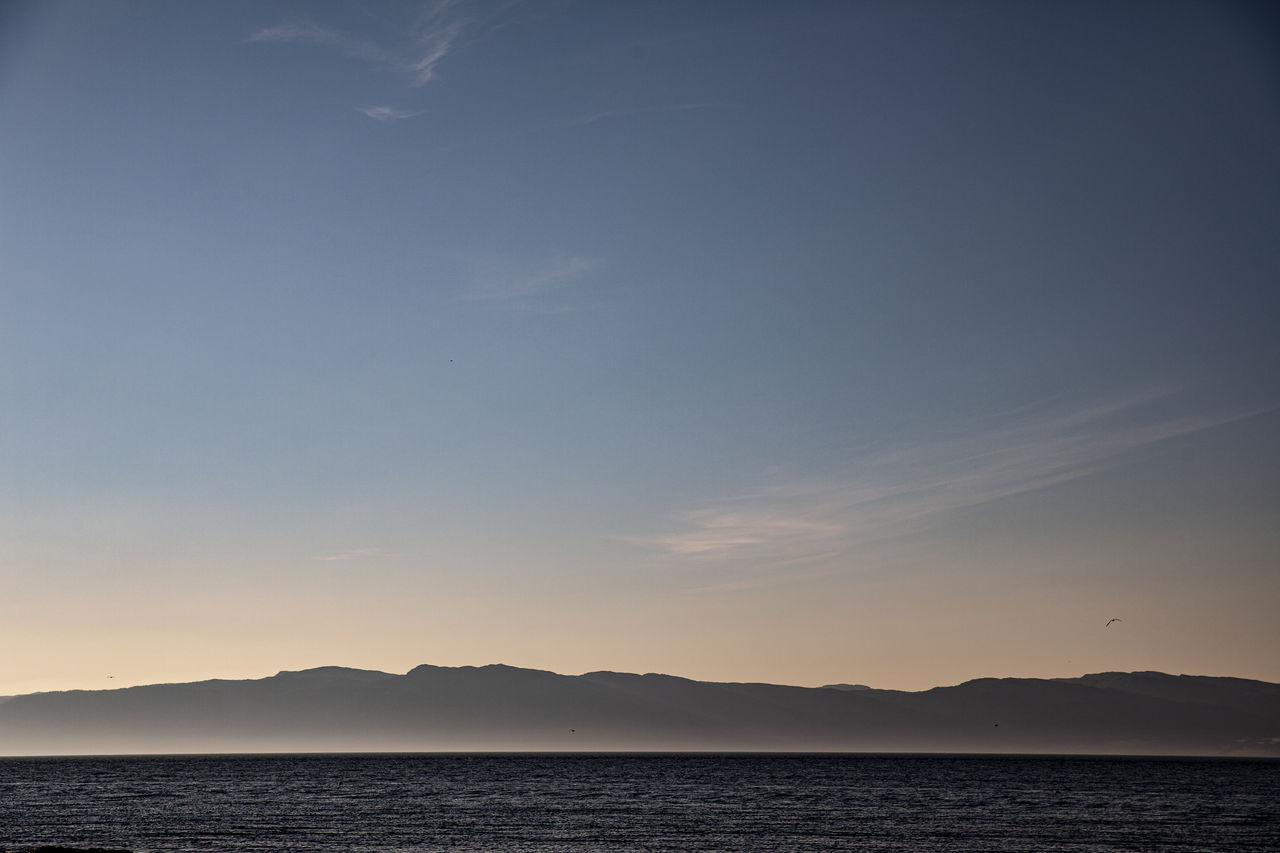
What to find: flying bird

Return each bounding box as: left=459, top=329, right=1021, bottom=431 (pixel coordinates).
left=1106, top=618, right=1121, bottom=627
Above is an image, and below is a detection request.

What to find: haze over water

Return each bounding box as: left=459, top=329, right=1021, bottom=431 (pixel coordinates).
left=2, top=0, right=1278, bottom=696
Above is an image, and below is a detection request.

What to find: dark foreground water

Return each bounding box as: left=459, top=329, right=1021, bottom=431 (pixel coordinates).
left=1, top=754, right=1277, bottom=852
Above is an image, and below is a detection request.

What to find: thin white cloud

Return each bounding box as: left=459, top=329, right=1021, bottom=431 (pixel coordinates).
left=357, top=105, right=423, bottom=121
left=636, top=392, right=1277, bottom=565
left=244, top=22, right=393, bottom=68
left=244, top=22, right=339, bottom=45
left=314, top=547, right=392, bottom=562
left=406, top=0, right=467, bottom=86
left=465, top=255, right=603, bottom=309
left=245, top=1, right=472, bottom=88
left=646, top=508, right=847, bottom=566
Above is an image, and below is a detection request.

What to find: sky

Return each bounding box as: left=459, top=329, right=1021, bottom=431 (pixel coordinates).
left=1, top=0, right=1278, bottom=697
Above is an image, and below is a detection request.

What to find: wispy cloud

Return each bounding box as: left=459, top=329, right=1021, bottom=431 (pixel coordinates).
left=465, top=255, right=603, bottom=310
left=314, top=547, right=392, bottom=562
left=650, top=507, right=846, bottom=560
left=405, top=0, right=466, bottom=86
left=244, top=22, right=339, bottom=46
left=357, top=105, right=422, bottom=121
left=636, top=392, right=1276, bottom=566
left=244, top=1, right=473, bottom=88
left=244, top=22, right=393, bottom=68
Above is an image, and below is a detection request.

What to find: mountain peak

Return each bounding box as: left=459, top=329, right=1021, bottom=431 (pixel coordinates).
left=271, top=666, right=394, bottom=681
left=404, top=662, right=560, bottom=678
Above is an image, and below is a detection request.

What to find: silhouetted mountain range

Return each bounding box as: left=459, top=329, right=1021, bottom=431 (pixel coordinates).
left=1, top=665, right=1276, bottom=756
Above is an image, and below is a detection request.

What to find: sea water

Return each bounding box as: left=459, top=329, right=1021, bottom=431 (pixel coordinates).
left=1, top=753, right=1277, bottom=852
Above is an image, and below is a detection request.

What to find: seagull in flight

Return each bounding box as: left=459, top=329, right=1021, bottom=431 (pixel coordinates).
left=1106, top=618, right=1121, bottom=627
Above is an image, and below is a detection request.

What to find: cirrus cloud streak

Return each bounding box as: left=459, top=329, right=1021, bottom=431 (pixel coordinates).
left=637, top=391, right=1277, bottom=569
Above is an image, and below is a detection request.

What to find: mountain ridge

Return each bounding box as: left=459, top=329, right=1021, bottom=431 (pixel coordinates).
left=1, top=664, right=1275, bottom=757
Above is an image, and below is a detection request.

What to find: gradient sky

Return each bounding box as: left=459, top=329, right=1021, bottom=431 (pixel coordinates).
left=2, top=0, right=1278, bottom=697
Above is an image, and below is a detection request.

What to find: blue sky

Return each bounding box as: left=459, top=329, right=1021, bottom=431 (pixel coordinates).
left=2, top=0, right=1278, bottom=694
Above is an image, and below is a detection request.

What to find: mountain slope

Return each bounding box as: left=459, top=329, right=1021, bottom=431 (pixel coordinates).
left=0, top=665, right=1275, bottom=756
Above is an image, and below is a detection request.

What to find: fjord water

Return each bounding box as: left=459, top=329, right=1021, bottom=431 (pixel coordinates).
left=2, top=754, right=1277, bottom=852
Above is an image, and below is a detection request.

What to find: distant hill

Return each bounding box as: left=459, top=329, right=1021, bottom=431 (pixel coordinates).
left=0, top=665, right=1275, bottom=756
